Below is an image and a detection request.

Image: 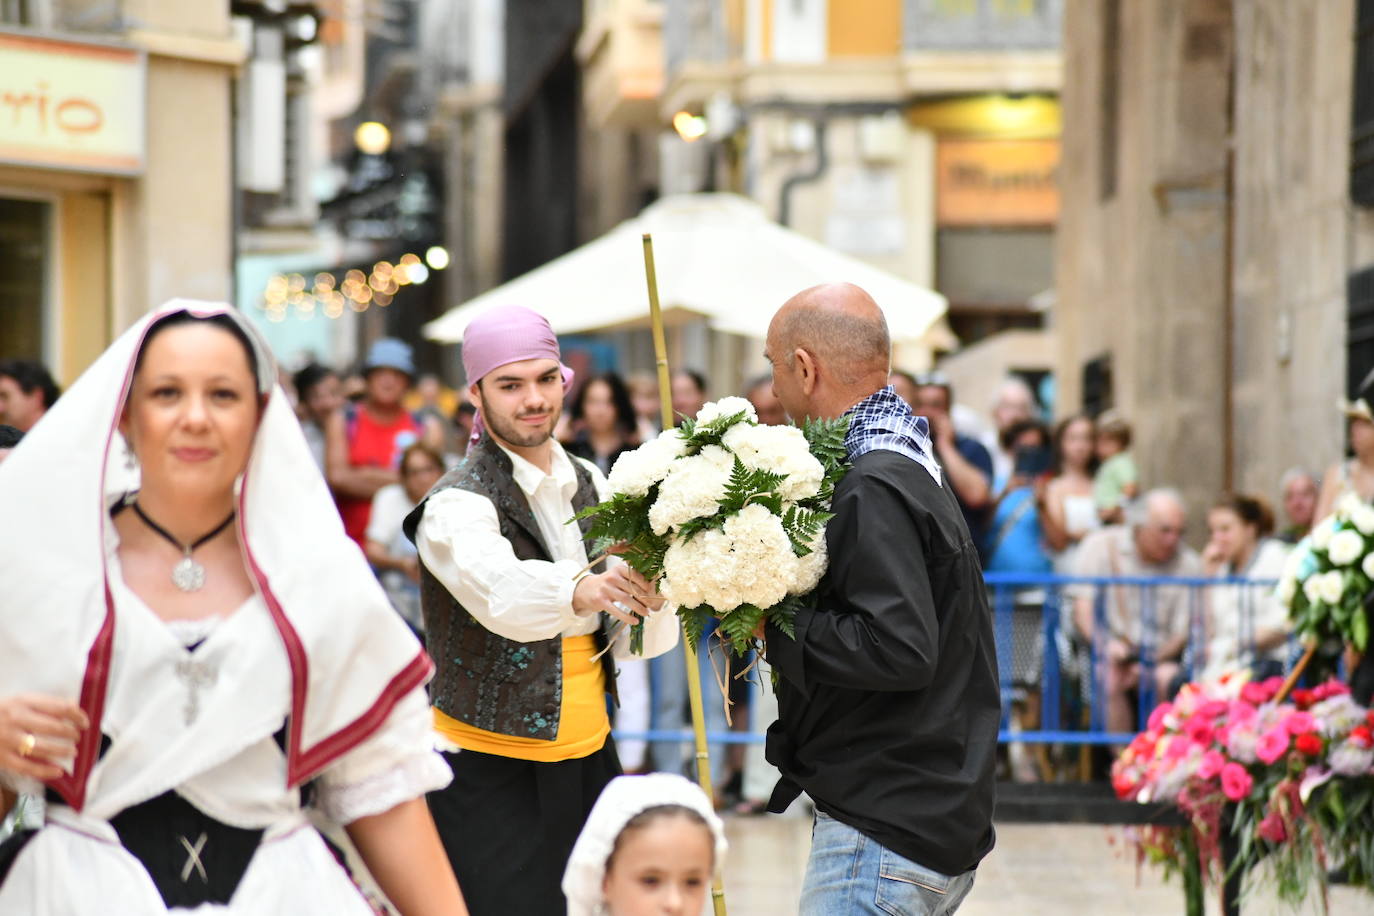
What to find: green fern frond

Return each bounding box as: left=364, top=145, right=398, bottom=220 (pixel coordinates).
left=782, top=505, right=834, bottom=556
left=678, top=605, right=709, bottom=652
left=720, top=603, right=767, bottom=655
left=768, top=596, right=800, bottom=640
left=718, top=457, right=788, bottom=515
left=682, top=410, right=752, bottom=449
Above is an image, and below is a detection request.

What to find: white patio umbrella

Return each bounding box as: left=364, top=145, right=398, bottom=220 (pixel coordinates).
left=423, top=193, right=950, bottom=348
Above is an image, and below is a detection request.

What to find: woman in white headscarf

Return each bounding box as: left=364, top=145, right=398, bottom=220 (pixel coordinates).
left=0, top=301, right=466, bottom=914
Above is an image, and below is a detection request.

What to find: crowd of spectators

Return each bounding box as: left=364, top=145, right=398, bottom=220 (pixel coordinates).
left=881, top=372, right=1341, bottom=775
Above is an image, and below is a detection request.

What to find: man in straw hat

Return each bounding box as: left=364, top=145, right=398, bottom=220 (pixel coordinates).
left=761, top=283, right=999, bottom=915
left=403, top=305, right=679, bottom=915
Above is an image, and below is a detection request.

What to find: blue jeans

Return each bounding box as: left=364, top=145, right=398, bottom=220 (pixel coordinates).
left=800, top=811, right=976, bottom=916
left=648, top=629, right=728, bottom=778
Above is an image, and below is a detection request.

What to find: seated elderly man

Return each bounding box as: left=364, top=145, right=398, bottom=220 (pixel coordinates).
left=1071, top=488, right=1203, bottom=734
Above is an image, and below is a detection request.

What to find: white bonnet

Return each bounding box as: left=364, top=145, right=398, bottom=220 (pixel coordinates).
left=562, top=774, right=728, bottom=915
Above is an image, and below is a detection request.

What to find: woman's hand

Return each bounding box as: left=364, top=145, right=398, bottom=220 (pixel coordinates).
left=1201, top=537, right=1227, bottom=573
left=0, top=693, right=88, bottom=782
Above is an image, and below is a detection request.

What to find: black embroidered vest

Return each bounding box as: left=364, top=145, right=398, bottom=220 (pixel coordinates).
left=403, top=435, right=613, bottom=740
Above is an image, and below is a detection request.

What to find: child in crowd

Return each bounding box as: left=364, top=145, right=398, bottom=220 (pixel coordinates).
left=1093, top=410, right=1139, bottom=524
left=563, top=774, right=727, bottom=916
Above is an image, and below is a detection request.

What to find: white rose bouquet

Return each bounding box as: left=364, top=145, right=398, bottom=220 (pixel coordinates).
left=1279, top=493, right=1374, bottom=653
left=574, top=396, right=849, bottom=656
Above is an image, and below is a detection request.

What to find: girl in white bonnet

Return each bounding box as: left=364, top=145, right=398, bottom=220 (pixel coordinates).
left=562, top=774, right=727, bottom=916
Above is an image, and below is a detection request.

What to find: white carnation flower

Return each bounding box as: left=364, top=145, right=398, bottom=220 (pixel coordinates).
left=1316, top=569, right=1346, bottom=605
left=1363, top=552, right=1374, bottom=580
left=1329, top=743, right=1374, bottom=776
left=1303, top=574, right=1324, bottom=606
left=789, top=528, right=828, bottom=596
left=1327, top=528, right=1366, bottom=567
left=722, top=423, right=824, bottom=502
left=693, top=396, right=757, bottom=427
left=1353, top=505, right=1374, bottom=536
left=660, top=505, right=799, bottom=612
left=607, top=428, right=688, bottom=497
left=1337, top=492, right=1366, bottom=521
left=661, top=529, right=721, bottom=609
left=1311, top=518, right=1335, bottom=551
left=648, top=445, right=734, bottom=535
left=719, top=504, right=797, bottom=610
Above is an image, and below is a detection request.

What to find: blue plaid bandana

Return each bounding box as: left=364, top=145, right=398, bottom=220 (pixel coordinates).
left=842, top=386, right=943, bottom=485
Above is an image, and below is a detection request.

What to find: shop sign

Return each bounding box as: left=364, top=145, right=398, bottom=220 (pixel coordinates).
left=0, top=30, right=145, bottom=175
left=936, top=139, right=1059, bottom=226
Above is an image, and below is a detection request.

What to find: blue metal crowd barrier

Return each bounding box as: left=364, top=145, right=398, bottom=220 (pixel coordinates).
left=612, top=573, right=1291, bottom=749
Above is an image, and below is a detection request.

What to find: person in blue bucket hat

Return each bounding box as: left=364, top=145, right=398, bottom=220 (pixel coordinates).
left=326, top=337, right=443, bottom=548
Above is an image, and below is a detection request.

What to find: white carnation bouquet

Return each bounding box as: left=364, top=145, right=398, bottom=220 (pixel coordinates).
left=1279, top=493, right=1374, bottom=653
left=574, top=396, right=849, bottom=656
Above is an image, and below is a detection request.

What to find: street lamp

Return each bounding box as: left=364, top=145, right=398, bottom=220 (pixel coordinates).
left=425, top=245, right=450, bottom=270
left=354, top=121, right=391, bottom=156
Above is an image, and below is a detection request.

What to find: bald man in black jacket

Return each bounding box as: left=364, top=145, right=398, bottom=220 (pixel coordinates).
left=761, top=283, right=999, bottom=916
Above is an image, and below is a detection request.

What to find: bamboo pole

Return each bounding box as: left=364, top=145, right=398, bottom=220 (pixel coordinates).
left=642, top=232, right=727, bottom=916
left=1272, top=643, right=1317, bottom=705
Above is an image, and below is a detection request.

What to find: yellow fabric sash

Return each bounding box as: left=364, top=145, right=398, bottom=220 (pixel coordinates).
left=432, top=635, right=609, bottom=762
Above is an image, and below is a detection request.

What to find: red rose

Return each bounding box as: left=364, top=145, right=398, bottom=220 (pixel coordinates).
left=1290, top=688, right=1315, bottom=709
left=1295, top=733, right=1323, bottom=756
left=1352, top=726, right=1374, bottom=750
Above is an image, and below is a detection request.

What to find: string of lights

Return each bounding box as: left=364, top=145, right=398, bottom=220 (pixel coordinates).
left=257, top=246, right=449, bottom=322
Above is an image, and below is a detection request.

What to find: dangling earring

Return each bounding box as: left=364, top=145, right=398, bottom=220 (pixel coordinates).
left=125, top=443, right=138, bottom=472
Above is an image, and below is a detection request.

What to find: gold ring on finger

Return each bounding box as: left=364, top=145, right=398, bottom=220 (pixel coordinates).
left=18, top=733, right=36, bottom=758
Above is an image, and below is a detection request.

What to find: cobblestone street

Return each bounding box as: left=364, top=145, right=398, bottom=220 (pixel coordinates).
left=718, top=813, right=1372, bottom=915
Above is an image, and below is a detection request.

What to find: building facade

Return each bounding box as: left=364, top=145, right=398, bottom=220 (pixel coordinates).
left=1056, top=0, right=1374, bottom=525
left=0, top=0, right=244, bottom=384
left=653, top=0, right=1064, bottom=395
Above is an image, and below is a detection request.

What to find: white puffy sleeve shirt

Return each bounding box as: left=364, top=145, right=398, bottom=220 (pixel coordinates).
left=416, top=441, right=678, bottom=660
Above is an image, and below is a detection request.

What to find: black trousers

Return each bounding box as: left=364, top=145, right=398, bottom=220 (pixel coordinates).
left=427, top=741, right=621, bottom=916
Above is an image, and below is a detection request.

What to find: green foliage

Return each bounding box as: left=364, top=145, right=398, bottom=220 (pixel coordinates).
left=680, top=410, right=751, bottom=449
left=782, top=505, right=834, bottom=557
left=718, top=603, right=767, bottom=655
left=1283, top=521, right=1374, bottom=655
left=803, top=414, right=849, bottom=473
left=799, top=415, right=851, bottom=506
left=768, top=595, right=801, bottom=640
left=719, top=456, right=787, bottom=514
left=678, top=604, right=708, bottom=653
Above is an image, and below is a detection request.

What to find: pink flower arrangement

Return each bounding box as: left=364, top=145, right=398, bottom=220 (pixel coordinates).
left=1256, top=728, right=1290, bottom=765
left=1220, top=762, right=1253, bottom=801
left=1113, top=674, right=1374, bottom=905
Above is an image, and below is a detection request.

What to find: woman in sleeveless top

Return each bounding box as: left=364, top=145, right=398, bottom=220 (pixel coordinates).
left=1040, top=415, right=1101, bottom=573
left=0, top=303, right=466, bottom=914
left=1315, top=397, right=1374, bottom=523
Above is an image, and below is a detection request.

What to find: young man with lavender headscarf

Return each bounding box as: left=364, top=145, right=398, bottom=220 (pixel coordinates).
left=403, top=305, right=679, bottom=915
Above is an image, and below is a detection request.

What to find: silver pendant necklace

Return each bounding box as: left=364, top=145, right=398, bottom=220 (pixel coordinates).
left=131, top=502, right=237, bottom=593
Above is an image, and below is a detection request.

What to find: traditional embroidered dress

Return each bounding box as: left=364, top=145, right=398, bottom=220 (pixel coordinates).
left=0, top=302, right=449, bottom=914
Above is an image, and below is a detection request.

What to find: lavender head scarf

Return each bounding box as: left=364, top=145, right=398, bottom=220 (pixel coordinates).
left=462, top=305, right=574, bottom=444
